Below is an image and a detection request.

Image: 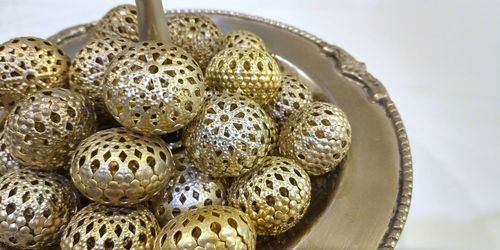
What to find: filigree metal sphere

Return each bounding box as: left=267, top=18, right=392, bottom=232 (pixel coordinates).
left=205, top=47, right=282, bottom=105
left=168, top=14, right=223, bottom=70
left=279, top=101, right=351, bottom=175
left=228, top=156, right=311, bottom=235
left=95, top=4, right=139, bottom=42
left=149, top=151, right=226, bottom=226
left=223, top=30, right=267, bottom=51
left=104, top=41, right=205, bottom=135
left=61, top=203, right=159, bottom=250
left=0, top=131, right=20, bottom=176
left=70, top=127, right=174, bottom=206
left=183, top=92, right=276, bottom=178
left=0, top=37, right=69, bottom=102
left=154, top=205, right=256, bottom=250
left=0, top=169, right=79, bottom=249
left=5, top=88, right=96, bottom=171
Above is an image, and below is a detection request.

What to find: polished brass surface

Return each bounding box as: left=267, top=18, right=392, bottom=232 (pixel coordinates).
left=0, top=131, right=20, bottom=176
left=154, top=205, right=256, bottom=250
left=5, top=88, right=96, bottom=171
left=223, top=30, right=267, bottom=51
left=135, top=0, right=170, bottom=43
left=95, top=4, right=139, bottom=42
left=70, top=127, right=174, bottom=206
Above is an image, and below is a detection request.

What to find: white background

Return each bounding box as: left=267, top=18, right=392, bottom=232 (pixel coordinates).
left=0, top=0, right=499, bottom=248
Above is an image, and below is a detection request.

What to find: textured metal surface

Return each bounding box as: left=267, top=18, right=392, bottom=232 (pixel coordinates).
left=0, top=131, right=20, bottom=176
left=94, top=4, right=139, bottom=42
left=223, top=30, right=267, bottom=51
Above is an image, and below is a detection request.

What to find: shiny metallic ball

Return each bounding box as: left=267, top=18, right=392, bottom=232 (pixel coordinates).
left=95, top=4, right=139, bottom=42
left=154, top=205, right=256, bottom=250
left=61, top=203, right=159, bottom=250
left=0, top=130, right=20, bottom=176
left=0, top=37, right=69, bottom=102
left=0, top=169, right=79, bottom=249
left=223, top=30, right=267, bottom=51
left=279, top=101, right=351, bottom=175
left=228, top=156, right=311, bottom=235
left=104, top=41, right=205, bottom=135
left=206, top=47, right=282, bottom=105
left=167, top=14, right=223, bottom=70
left=149, top=151, right=226, bottom=226
left=70, top=127, right=174, bottom=206
left=183, top=92, right=276, bottom=178
left=5, top=88, right=96, bottom=171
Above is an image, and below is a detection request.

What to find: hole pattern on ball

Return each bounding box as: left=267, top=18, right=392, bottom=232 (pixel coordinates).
left=0, top=131, right=20, bottom=176
left=223, top=30, right=267, bottom=51
left=95, top=4, right=139, bottom=42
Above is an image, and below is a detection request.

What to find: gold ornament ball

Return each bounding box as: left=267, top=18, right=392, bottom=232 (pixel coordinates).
left=149, top=151, right=226, bottom=226
left=167, top=14, right=223, bottom=70
left=0, top=130, right=20, bottom=176
left=104, top=41, right=206, bottom=135
left=0, top=169, right=79, bottom=249
left=228, top=156, right=311, bottom=235
left=60, top=203, right=159, bottom=250
left=5, top=88, right=96, bottom=171
left=279, top=101, right=351, bottom=175
left=70, top=127, right=174, bottom=206
left=0, top=37, right=69, bottom=102
left=205, top=47, right=282, bottom=105
left=223, top=30, right=267, bottom=51
left=95, top=4, right=139, bottom=42
left=183, top=92, right=276, bottom=178
left=154, top=205, right=256, bottom=250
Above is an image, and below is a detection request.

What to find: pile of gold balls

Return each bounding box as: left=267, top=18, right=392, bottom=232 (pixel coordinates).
left=0, top=4, right=351, bottom=250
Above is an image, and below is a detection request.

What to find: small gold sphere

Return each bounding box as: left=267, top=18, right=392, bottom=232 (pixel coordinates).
left=228, top=156, right=311, bottom=235
left=104, top=41, right=206, bottom=135
left=0, top=37, right=69, bottom=102
left=61, top=203, right=159, bottom=250
left=0, top=131, right=20, bottom=176
left=279, top=101, right=351, bottom=175
left=168, top=14, right=223, bottom=70
left=183, top=92, right=276, bottom=178
left=149, top=151, right=226, bottom=226
left=95, top=4, right=139, bottom=42
left=223, top=30, right=267, bottom=51
left=5, top=88, right=96, bottom=171
left=154, top=205, right=256, bottom=250
left=70, top=127, right=174, bottom=206
left=205, top=47, right=282, bottom=105
left=0, top=169, right=79, bottom=249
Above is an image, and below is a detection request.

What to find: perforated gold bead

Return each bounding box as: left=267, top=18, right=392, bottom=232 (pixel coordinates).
left=279, top=101, right=351, bottom=175
left=95, top=4, right=139, bottom=42
left=154, top=205, right=256, bottom=250
left=223, top=30, right=267, bottom=51
left=0, top=131, right=20, bottom=176
left=61, top=203, right=159, bottom=250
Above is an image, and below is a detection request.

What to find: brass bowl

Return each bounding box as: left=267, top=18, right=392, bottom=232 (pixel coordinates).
left=48, top=10, right=413, bottom=249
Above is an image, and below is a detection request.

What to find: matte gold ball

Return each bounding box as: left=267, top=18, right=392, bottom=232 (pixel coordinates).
left=0, top=169, right=79, bottom=249
left=0, top=37, right=69, bottom=102
left=149, top=151, right=226, bottom=226
left=228, top=156, right=311, bottom=235
left=205, top=47, right=282, bottom=105
left=223, top=30, right=267, bottom=51
left=104, top=41, right=206, bottom=135
left=70, top=127, right=174, bottom=206
left=0, top=130, right=20, bottom=176
left=61, top=203, right=159, bottom=250
left=154, top=205, right=256, bottom=250
left=95, top=4, right=139, bottom=42
left=5, top=88, right=96, bottom=171
left=168, top=14, right=223, bottom=70
left=183, top=92, right=276, bottom=177
left=279, top=101, right=351, bottom=175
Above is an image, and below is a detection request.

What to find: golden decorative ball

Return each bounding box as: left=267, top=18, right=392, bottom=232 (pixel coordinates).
left=0, top=94, right=16, bottom=129
left=95, top=4, right=139, bottom=42
left=154, top=205, right=256, bottom=250
left=228, top=156, right=311, bottom=235
left=0, top=131, right=20, bottom=176
left=167, top=14, right=223, bottom=70
left=70, top=127, right=174, bottom=206
left=60, top=203, right=159, bottom=250
left=183, top=92, right=276, bottom=177
left=104, top=41, right=206, bottom=135
left=0, top=37, right=69, bottom=102
left=5, top=88, right=96, bottom=171
left=205, top=47, right=282, bottom=105
left=264, top=74, right=313, bottom=127
left=279, top=101, right=351, bottom=175
left=223, top=30, right=267, bottom=51
left=0, top=169, right=79, bottom=249
left=149, top=151, right=226, bottom=226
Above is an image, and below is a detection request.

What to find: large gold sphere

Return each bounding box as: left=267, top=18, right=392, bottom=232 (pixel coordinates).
left=228, top=156, right=311, bottom=235
left=61, top=203, right=159, bottom=250
left=0, top=169, right=79, bottom=249
left=0, top=130, right=20, bottom=176
left=205, top=47, right=282, bottom=105
left=70, top=127, right=174, bottom=206
left=223, top=30, right=267, bottom=51
left=5, top=88, right=96, bottom=171
left=279, top=101, right=351, bottom=175
left=154, top=205, right=256, bottom=250
left=104, top=41, right=206, bottom=135
left=95, top=4, right=139, bottom=42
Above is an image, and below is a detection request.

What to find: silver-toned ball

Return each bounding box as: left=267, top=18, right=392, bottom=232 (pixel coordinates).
left=223, top=30, right=267, bottom=51
left=95, top=4, right=139, bottom=42
left=0, top=130, right=20, bottom=176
